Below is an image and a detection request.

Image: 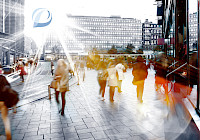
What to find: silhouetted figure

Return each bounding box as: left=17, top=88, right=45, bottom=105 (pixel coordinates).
left=54, top=59, right=69, bottom=115
left=97, top=61, right=108, bottom=100
left=51, top=61, right=54, bottom=76
left=132, top=56, right=148, bottom=103
left=74, top=60, right=80, bottom=85
left=154, top=53, right=169, bottom=102
left=0, top=75, right=19, bottom=140
left=18, top=61, right=26, bottom=82
left=0, top=64, right=3, bottom=74
left=79, top=59, right=85, bottom=81
left=107, top=61, right=118, bottom=102
left=115, top=62, right=125, bottom=93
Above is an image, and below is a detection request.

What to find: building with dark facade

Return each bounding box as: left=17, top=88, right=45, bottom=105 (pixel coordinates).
left=142, top=19, right=162, bottom=50
left=156, top=0, right=200, bottom=117
left=0, top=0, right=24, bottom=65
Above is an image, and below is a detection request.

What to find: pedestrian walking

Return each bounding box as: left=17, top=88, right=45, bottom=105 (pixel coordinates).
left=115, top=62, right=125, bottom=93
left=79, top=59, right=85, bottom=81
left=53, top=59, right=70, bottom=115
left=74, top=60, right=80, bottom=85
left=132, top=55, right=148, bottom=103
left=0, top=75, right=19, bottom=140
left=18, top=61, right=26, bottom=82
left=97, top=61, right=108, bottom=101
left=51, top=61, right=54, bottom=76
left=0, top=64, right=3, bottom=74
left=107, top=61, right=118, bottom=102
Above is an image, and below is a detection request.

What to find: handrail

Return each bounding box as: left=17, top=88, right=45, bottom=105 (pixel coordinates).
left=189, top=64, right=198, bottom=70
left=168, top=61, right=179, bottom=68
left=166, top=62, right=187, bottom=77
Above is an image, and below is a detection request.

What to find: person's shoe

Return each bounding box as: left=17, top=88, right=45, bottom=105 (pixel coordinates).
left=77, top=83, right=80, bottom=85
left=110, top=99, right=114, bottom=102
left=118, top=90, right=122, bottom=93
left=101, top=97, right=105, bottom=101
left=61, top=110, right=64, bottom=115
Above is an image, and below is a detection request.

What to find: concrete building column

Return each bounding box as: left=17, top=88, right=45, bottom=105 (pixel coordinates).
left=6, top=50, right=10, bottom=65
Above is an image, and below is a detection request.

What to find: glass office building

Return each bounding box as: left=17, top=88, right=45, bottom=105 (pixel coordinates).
left=0, top=0, right=24, bottom=65
left=66, top=15, right=142, bottom=50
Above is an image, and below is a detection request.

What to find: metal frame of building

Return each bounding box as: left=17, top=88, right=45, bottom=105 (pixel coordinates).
left=0, top=0, right=25, bottom=65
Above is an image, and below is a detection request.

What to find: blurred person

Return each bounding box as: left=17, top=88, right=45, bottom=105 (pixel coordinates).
left=79, top=58, right=85, bottom=81
left=18, top=61, right=26, bottom=82
left=29, top=58, right=34, bottom=74
left=0, top=64, right=3, bottom=74
left=115, top=62, right=125, bottom=93
left=0, top=75, right=19, bottom=140
left=53, top=59, right=70, bottom=115
left=51, top=60, right=54, bottom=76
left=154, top=53, right=169, bottom=102
left=107, top=61, right=118, bottom=102
left=97, top=61, right=108, bottom=100
left=74, top=60, right=80, bottom=85
left=132, top=55, right=148, bottom=103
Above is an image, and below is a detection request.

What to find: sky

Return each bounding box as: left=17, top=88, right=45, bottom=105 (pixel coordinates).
left=24, top=0, right=198, bottom=37
left=24, top=0, right=157, bottom=31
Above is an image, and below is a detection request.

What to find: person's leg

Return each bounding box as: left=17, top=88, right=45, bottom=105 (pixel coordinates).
left=137, top=81, right=144, bottom=103
left=0, top=102, right=11, bottom=140
left=110, top=86, right=115, bottom=102
left=55, top=91, right=59, bottom=104
left=21, top=74, right=24, bottom=82
left=118, top=80, right=122, bottom=92
left=61, top=92, right=66, bottom=115
left=102, top=81, right=106, bottom=98
left=98, top=79, right=102, bottom=95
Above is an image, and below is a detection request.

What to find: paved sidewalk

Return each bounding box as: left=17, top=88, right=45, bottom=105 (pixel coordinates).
left=0, top=68, right=199, bottom=140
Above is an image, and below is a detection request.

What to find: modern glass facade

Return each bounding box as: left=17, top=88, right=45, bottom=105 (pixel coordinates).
left=0, top=0, right=24, bottom=65
left=66, top=15, right=142, bottom=50
left=158, top=0, right=200, bottom=116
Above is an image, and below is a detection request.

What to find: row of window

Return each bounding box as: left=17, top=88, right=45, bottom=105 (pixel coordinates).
left=71, top=17, right=141, bottom=23
left=65, top=40, right=141, bottom=44
left=81, top=26, right=142, bottom=31
left=72, top=31, right=142, bottom=36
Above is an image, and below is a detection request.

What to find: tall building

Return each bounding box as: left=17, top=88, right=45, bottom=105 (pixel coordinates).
left=0, top=0, right=24, bottom=65
left=157, top=0, right=200, bottom=117
left=142, top=19, right=162, bottom=50
left=189, top=12, right=197, bottom=51
left=66, top=15, right=142, bottom=50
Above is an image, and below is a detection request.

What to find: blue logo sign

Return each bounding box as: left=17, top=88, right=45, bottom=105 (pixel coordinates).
left=32, top=8, right=52, bottom=28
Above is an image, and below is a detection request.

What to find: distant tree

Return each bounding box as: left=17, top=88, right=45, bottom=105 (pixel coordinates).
left=136, top=49, right=143, bottom=54
left=108, top=45, right=117, bottom=54
left=153, top=45, right=162, bottom=52
left=125, top=44, right=135, bottom=54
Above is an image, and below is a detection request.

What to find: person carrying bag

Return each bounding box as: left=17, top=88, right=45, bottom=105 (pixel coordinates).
left=51, top=59, right=69, bottom=115
left=132, top=56, right=148, bottom=103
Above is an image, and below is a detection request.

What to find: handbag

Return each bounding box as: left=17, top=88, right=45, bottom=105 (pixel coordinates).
left=50, top=80, right=57, bottom=89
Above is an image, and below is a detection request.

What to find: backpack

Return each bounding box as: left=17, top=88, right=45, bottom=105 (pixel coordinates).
left=1, top=86, right=19, bottom=108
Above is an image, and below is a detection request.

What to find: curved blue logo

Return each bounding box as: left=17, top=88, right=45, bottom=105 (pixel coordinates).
left=32, top=8, right=52, bottom=28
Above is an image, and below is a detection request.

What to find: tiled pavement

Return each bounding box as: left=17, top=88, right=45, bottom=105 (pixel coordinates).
left=0, top=65, right=200, bottom=140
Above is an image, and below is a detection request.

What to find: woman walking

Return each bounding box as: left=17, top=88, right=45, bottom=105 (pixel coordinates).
left=107, top=61, right=118, bottom=102
left=97, top=61, right=108, bottom=101
left=54, top=59, right=69, bottom=115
